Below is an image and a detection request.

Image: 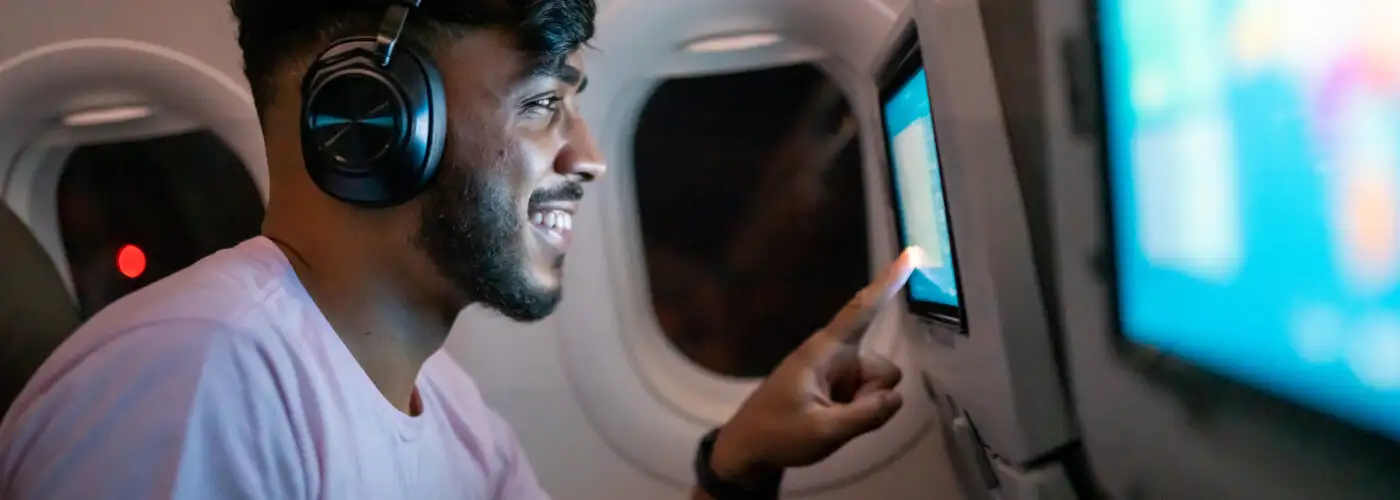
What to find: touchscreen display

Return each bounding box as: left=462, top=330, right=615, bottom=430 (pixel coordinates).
left=1101, top=0, right=1400, bottom=439
left=882, top=68, right=960, bottom=308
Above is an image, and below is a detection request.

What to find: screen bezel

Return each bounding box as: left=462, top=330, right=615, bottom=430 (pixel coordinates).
left=876, top=25, right=967, bottom=329
left=1087, top=0, right=1166, bottom=367
left=1085, top=0, right=1400, bottom=443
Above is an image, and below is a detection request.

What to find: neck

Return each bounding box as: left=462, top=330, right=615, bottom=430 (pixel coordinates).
left=263, top=214, right=452, bottom=415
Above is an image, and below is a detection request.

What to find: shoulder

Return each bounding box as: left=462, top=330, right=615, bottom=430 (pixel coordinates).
left=0, top=238, right=318, bottom=498
left=3, top=317, right=289, bottom=440
left=15, top=236, right=305, bottom=410
left=10, top=315, right=283, bottom=418
left=77, top=236, right=295, bottom=338
left=0, top=319, right=312, bottom=499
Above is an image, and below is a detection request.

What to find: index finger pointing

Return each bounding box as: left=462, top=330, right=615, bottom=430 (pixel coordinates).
left=823, top=246, right=924, bottom=344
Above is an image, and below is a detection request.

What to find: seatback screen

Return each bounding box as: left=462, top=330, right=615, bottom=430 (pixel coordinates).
left=881, top=67, right=962, bottom=318
left=1101, top=0, right=1400, bottom=439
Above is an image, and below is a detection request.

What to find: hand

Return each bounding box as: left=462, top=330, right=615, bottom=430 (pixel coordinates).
left=710, top=247, right=923, bottom=484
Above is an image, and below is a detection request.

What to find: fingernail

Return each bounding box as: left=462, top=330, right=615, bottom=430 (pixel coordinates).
left=906, top=246, right=926, bottom=268
left=883, top=391, right=903, bottom=410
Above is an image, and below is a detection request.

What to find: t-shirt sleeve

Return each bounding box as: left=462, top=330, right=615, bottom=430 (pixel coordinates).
left=0, top=319, right=312, bottom=500
left=485, top=410, right=551, bottom=500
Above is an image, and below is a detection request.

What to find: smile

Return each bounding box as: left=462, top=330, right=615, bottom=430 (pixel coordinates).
left=528, top=203, right=576, bottom=251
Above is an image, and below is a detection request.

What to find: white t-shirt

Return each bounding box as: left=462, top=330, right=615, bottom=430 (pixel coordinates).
left=0, top=236, right=549, bottom=500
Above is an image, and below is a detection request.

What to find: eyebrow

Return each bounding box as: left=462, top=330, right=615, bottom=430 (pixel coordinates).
left=558, top=64, right=587, bottom=93
left=533, top=62, right=587, bottom=92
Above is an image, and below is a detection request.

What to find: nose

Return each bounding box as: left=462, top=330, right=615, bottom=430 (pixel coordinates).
left=555, top=116, right=607, bottom=182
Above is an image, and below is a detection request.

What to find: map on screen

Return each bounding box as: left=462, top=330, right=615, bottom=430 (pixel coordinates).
left=1102, top=0, right=1400, bottom=440
left=882, top=68, right=960, bottom=308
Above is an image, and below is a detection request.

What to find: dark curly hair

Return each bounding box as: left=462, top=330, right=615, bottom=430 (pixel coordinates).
left=229, top=0, right=597, bottom=120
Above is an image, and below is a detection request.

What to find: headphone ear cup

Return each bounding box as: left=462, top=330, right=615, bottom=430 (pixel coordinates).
left=300, top=37, right=447, bottom=207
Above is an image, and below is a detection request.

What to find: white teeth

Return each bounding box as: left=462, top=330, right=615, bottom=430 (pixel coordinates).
left=531, top=210, right=573, bottom=232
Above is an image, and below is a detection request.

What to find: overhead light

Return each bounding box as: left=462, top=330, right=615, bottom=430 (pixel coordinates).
left=62, top=104, right=152, bottom=127
left=684, top=33, right=782, bottom=53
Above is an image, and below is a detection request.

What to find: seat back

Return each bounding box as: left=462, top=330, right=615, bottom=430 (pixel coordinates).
left=0, top=204, right=80, bottom=416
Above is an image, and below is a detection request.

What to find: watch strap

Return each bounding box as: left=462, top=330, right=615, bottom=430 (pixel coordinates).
left=693, top=428, right=783, bottom=500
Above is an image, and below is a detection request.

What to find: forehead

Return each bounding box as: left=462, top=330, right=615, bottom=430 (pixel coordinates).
left=434, top=27, right=586, bottom=89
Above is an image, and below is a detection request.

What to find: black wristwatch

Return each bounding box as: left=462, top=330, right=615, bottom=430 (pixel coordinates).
left=693, top=428, right=783, bottom=500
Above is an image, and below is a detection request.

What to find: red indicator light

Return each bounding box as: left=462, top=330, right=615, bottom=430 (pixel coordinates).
left=117, top=244, right=146, bottom=279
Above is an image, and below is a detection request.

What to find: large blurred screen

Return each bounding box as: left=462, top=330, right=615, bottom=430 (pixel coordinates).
left=1101, top=0, right=1400, bottom=439
left=882, top=68, right=961, bottom=309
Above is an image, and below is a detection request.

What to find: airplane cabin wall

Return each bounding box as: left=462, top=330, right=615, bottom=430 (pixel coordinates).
left=0, top=0, right=261, bottom=171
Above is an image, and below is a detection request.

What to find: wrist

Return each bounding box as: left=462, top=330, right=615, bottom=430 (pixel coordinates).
left=710, top=428, right=781, bottom=487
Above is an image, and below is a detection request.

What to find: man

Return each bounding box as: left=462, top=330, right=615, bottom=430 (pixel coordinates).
left=0, top=0, right=923, bottom=498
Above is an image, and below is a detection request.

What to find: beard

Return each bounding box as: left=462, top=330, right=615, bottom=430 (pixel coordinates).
left=413, top=159, right=563, bottom=322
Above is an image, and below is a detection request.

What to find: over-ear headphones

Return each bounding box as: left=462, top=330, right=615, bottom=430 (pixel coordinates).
left=300, top=0, right=447, bottom=207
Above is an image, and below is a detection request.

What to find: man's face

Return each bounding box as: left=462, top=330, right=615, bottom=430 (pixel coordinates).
left=413, top=28, right=605, bottom=322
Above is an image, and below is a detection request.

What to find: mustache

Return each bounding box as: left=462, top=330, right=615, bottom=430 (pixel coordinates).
left=528, top=182, right=584, bottom=207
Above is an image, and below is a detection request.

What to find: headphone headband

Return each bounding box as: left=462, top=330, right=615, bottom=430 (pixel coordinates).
left=375, top=0, right=421, bottom=66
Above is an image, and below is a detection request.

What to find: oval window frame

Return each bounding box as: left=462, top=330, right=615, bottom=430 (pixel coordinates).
left=0, top=39, right=265, bottom=296
left=553, top=55, right=935, bottom=493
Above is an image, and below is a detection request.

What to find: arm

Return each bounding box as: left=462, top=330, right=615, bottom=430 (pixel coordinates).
left=685, top=250, right=921, bottom=500
left=0, top=320, right=310, bottom=500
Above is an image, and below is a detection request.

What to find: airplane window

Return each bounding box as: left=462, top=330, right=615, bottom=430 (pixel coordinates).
left=57, top=130, right=264, bottom=318
left=633, top=64, right=869, bottom=377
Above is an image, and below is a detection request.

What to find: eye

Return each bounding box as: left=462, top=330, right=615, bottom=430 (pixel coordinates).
left=521, top=96, right=563, bottom=118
